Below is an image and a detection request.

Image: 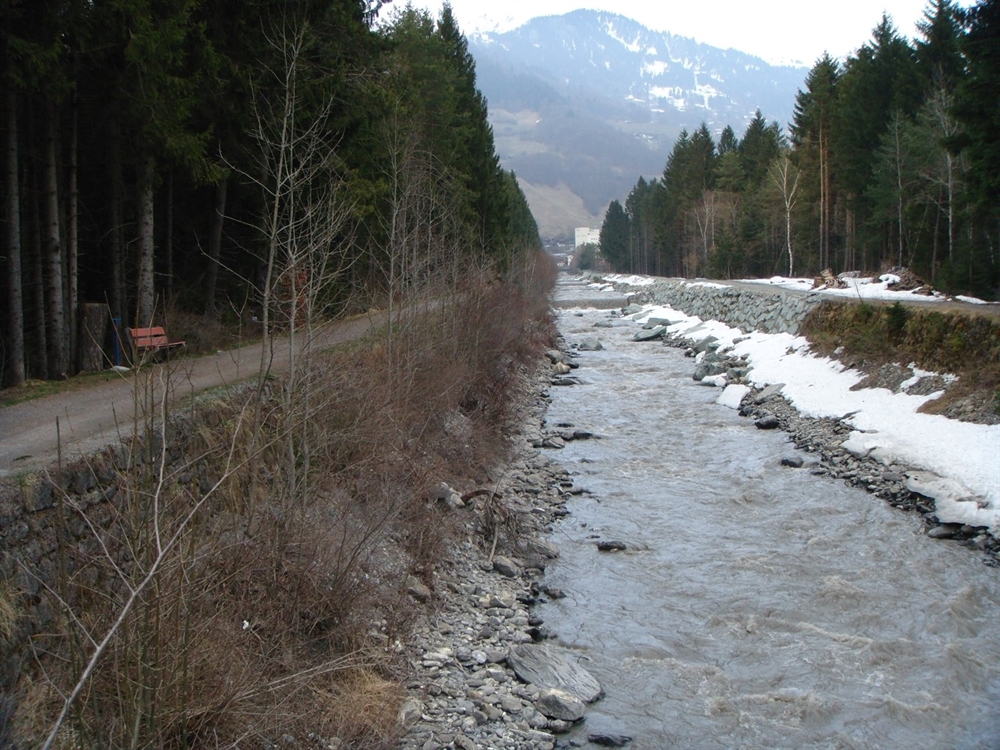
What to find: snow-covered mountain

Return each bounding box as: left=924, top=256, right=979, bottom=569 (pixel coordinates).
left=468, top=10, right=808, bottom=239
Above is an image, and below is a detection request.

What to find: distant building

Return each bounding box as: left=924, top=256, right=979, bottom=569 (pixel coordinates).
left=574, top=227, right=601, bottom=248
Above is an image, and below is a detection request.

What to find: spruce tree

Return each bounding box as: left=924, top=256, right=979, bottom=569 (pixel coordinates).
left=792, top=53, right=839, bottom=270
left=599, top=200, right=630, bottom=271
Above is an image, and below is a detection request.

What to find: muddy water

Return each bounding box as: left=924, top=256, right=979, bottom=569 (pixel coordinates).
left=540, top=303, right=1000, bottom=749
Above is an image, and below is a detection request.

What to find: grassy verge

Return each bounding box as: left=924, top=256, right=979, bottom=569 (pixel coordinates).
left=801, top=300, right=1000, bottom=419
left=4, top=252, right=557, bottom=748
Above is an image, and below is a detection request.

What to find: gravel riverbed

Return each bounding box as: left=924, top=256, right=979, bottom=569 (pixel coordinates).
left=397, top=354, right=617, bottom=750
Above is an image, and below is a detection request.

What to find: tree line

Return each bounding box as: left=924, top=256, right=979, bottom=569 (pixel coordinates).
left=600, top=0, right=998, bottom=298
left=0, top=0, right=541, bottom=388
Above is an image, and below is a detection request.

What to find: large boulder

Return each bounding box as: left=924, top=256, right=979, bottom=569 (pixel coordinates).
left=693, top=336, right=719, bottom=353
left=536, top=688, right=585, bottom=721
left=633, top=326, right=666, bottom=342
left=507, top=644, right=603, bottom=703
left=753, top=383, right=785, bottom=404
left=693, top=361, right=726, bottom=381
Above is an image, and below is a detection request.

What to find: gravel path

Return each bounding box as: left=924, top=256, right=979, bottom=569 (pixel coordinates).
left=0, top=312, right=386, bottom=477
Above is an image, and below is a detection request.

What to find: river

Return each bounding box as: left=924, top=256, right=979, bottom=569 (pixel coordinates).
left=538, top=289, right=1000, bottom=749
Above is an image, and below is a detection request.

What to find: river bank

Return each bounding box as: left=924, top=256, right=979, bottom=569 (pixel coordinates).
left=397, top=354, right=624, bottom=750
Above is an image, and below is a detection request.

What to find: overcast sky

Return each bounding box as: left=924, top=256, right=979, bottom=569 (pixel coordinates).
left=398, top=0, right=972, bottom=67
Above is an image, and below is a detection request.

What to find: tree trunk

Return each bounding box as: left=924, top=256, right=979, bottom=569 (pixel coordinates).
left=109, top=121, right=125, bottom=324
left=165, top=169, right=173, bottom=304
left=67, top=86, right=79, bottom=369
left=4, top=84, right=25, bottom=386
left=819, top=123, right=827, bottom=272
left=28, top=147, right=48, bottom=379
left=946, top=152, right=954, bottom=265
left=45, top=101, right=69, bottom=378
left=78, top=302, right=110, bottom=372
left=894, top=120, right=904, bottom=267
left=203, top=175, right=227, bottom=318
left=136, top=150, right=155, bottom=327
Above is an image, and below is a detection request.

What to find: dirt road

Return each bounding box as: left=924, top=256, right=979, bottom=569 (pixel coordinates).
left=0, top=312, right=386, bottom=478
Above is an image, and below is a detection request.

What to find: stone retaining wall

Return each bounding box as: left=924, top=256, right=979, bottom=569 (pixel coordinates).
left=0, top=406, right=229, bottom=691
left=606, top=277, right=833, bottom=335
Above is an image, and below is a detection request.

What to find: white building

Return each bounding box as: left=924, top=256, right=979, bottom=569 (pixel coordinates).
left=574, top=227, right=601, bottom=248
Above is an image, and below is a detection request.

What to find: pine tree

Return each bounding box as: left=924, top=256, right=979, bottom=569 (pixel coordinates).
left=916, top=0, right=965, bottom=89
left=599, top=199, right=629, bottom=271
left=833, top=15, right=921, bottom=268
left=3, top=67, right=25, bottom=386
left=952, top=0, right=1000, bottom=219
left=739, top=110, right=782, bottom=189
left=104, top=0, right=219, bottom=326
left=791, top=53, right=839, bottom=270
left=717, top=125, right=738, bottom=156
left=625, top=177, right=658, bottom=275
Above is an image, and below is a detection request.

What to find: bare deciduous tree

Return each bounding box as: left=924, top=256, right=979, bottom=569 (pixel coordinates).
left=770, top=155, right=801, bottom=277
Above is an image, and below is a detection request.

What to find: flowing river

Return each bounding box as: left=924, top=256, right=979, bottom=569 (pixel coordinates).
left=538, top=287, right=1000, bottom=749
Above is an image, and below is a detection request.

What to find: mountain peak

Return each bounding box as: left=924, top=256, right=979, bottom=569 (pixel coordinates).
left=469, top=10, right=807, bottom=239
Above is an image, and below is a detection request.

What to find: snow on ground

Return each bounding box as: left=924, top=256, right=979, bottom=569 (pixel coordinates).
left=600, top=273, right=656, bottom=287
left=687, top=280, right=730, bottom=289
left=598, top=272, right=995, bottom=305
left=741, top=274, right=954, bottom=301
left=625, top=302, right=1000, bottom=534
left=957, top=295, right=989, bottom=305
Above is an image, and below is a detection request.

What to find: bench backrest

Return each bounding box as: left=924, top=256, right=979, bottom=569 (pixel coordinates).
left=128, top=326, right=170, bottom=348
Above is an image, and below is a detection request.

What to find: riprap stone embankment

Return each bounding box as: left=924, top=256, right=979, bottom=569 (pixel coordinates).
left=602, top=276, right=826, bottom=335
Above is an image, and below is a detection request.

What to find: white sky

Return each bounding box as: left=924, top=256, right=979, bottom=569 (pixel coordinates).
left=399, top=0, right=972, bottom=67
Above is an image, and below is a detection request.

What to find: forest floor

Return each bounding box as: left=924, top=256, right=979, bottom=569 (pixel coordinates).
left=0, top=310, right=387, bottom=478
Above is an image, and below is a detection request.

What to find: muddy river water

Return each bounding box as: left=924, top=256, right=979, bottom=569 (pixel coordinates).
left=538, top=299, right=999, bottom=749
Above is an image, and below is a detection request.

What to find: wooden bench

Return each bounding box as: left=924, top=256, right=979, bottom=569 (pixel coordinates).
left=127, top=326, right=186, bottom=359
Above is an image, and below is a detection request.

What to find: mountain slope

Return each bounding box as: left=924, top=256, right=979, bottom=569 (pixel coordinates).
left=469, top=10, right=807, bottom=239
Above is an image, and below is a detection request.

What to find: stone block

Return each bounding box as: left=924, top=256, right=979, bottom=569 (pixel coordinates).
left=21, top=475, right=54, bottom=513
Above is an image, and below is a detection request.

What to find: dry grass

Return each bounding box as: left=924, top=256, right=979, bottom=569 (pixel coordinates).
left=6, top=250, right=557, bottom=748
left=0, top=578, right=19, bottom=645
left=314, top=669, right=405, bottom=748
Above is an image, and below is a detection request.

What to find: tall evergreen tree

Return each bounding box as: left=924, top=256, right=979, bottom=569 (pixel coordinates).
left=916, top=0, right=965, bottom=88
left=717, top=125, right=738, bottom=156
left=739, top=110, right=782, bottom=188
left=792, top=53, right=839, bottom=270
left=952, top=0, right=1000, bottom=216
left=834, top=15, right=921, bottom=267
left=437, top=4, right=506, bottom=249
left=105, top=0, right=219, bottom=326
left=625, top=176, right=658, bottom=275
left=599, top=199, right=629, bottom=271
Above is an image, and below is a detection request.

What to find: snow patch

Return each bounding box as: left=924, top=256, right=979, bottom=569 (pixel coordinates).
left=717, top=384, right=751, bottom=409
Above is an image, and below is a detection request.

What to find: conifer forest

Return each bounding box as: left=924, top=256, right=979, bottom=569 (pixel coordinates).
left=600, top=0, right=999, bottom=300
left=0, top=0, right=541, bottom=388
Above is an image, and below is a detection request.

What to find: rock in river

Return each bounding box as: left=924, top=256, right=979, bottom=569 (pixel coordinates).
left=507, top=643, right=604, bottom=704
left=536, top=688, right=585, bottom=722
left=633, top=326, right=665, bottom=342
left=755, top=415, right=780, bottom=430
